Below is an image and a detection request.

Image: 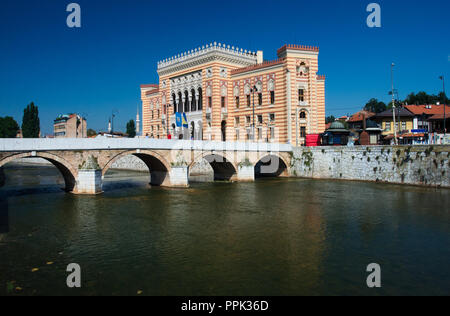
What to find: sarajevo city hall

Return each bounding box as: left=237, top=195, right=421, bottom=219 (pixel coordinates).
left=140, top=42, right=326, bottom=144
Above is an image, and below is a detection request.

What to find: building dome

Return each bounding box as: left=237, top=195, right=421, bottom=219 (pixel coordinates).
left=329, top=121, right=347, bottom=130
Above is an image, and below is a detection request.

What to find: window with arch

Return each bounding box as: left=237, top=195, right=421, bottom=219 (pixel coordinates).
left=256, top=81, right=263, bottom=106
left=234, top=85, right=240, bottom=108
left=184, top=91, right=190, bottom=112
left=268, top=79, right=275, bottom=105
left=198, top=88, right=203, bottom=110
left=300, top=111, right=306, bottom=119
left=191, top=89, right=197, bottom=112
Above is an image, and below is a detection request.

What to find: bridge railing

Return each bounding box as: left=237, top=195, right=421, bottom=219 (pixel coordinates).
left=0, top=138, right=292, bottom=153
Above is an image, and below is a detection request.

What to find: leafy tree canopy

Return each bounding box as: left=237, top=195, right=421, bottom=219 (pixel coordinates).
left=325, top=115, right=336, bottom=124
left=363, top=98, right=387, bottom=113
left=404, top=91, right=449, bottom=105
left=22, top=102, right=40, bottom=138
left=126, top=120, right=136, bottom=138
left=0, top=116, right=20, bottom=138
left=87, top=129, right=97, bottom=137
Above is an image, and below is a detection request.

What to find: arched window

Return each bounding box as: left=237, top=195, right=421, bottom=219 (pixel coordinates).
left=256, top=81, right=263, bottom=106
left=198, top=88, right=203, bottom=110
left=172, top=93, right=177, bottom=111
left=191, top=89, right=196, bottom=111
left=268, top=79, right=275, bottom=105
left=178, top=92, right=183, bottom=113
left=184, top=90, right=189, bottom=112
left=300, top=111, right=306, bottom=119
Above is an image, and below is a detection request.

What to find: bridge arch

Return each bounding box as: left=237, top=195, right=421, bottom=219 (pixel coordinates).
left=190, top=152, right=238, bottom=181
left=102, top=150, right=171, bottom=186
left=0, top=152, right=77, bottom=192
left=254, top=154, right=289, bottom=178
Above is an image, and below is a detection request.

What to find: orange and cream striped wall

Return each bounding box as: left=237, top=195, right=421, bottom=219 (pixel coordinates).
left=140, top=44, right=326, bottom=144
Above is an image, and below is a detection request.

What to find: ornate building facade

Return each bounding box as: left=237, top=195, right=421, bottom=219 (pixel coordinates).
left=141, top=43, right=325, bottom=144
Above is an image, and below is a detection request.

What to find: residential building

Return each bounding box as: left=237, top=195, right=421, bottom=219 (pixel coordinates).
left=374, top=108, right=414, bottom=137
left=404, top=104, right=450, bottom=133
left=53, top=114, right=87, bottom=138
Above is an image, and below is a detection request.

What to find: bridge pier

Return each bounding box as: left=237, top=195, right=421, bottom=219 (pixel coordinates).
left=237, top=165, right=255, bottom=182
left=167, top=166, right=189, bottom=187
left=74, top=169, right=103, bottom=194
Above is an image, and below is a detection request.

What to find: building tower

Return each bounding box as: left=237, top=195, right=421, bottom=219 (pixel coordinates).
left=108, top=119, right=112, bottom=134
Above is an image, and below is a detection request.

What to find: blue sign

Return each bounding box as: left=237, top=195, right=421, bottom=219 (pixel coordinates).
left=411, top=129, right=427, bottom=133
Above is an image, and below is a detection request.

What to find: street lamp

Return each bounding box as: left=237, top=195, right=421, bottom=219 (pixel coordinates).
left=111, top=109, right=118, bottom=134
left=439, top=76, right=446, bottom=137
left=164, top=104, right=172, bottom=139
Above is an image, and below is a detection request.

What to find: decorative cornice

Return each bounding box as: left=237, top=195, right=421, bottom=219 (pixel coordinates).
left=277, top=44, right=320, bottom=56
left=157, top=42, right=258, bottom=77
left=141, top=84, right=159, bottom=89
left=317, top=75, right=326, bottom=80
left=231, top=59, right=285, bottom=76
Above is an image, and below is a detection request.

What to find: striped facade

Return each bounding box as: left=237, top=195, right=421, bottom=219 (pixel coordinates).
left=141, top=43, right=326, bottom=144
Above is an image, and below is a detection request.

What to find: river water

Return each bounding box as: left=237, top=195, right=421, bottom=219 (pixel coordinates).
left=0, top=164, right=449, bottom=296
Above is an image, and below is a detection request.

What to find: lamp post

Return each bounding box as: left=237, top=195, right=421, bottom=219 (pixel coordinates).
left=439, top=76, right=446, bottom=137
left=111, top=110, right=118, bottom=135
left=164, top=104, right=172, bottom=139
left=391, top=63, right=398, bottom=145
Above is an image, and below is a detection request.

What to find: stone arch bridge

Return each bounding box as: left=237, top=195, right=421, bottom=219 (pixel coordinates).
left=0, top=139, right=292, bottom=194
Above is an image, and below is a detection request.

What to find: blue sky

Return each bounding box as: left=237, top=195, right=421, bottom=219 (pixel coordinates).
left=0, top=0, right=449, bottom=135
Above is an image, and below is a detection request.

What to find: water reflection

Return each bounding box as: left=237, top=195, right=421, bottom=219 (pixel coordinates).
left=0, top=195, right=8, bottom=234
left=0, top=164, right=449, bottom=296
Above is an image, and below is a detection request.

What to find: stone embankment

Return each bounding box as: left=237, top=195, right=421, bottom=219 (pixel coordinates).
left=290, top=145, right=450, bottom=188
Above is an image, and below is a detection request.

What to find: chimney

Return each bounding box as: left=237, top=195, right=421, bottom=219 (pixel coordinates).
left=257, top=51, right=263, bottom=64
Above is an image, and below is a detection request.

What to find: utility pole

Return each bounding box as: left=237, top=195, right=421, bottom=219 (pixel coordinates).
left=391, top=63, right=398, bottom=145
left=439, top=76, right=446, bottom=138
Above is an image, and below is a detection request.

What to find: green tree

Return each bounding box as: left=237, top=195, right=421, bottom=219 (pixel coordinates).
left=87, top=129, right=97, bottom=137
left=126, top=120, right=136, bottom=138
left=22, top=102, right=40, bottom=138
left=0, top=116, right=20, bottom=138
left=404, top=91, right=449, bottom=105
left=325, top=115, right=336, bottom=124
left=363, top=98, right=387, bottom=113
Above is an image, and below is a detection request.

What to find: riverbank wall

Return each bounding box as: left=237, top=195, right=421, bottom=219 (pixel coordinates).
left=290, top=145, right=450, bottom=188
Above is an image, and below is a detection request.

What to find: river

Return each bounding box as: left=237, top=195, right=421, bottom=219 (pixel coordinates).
left=0, top=164, right=449, bottom=295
